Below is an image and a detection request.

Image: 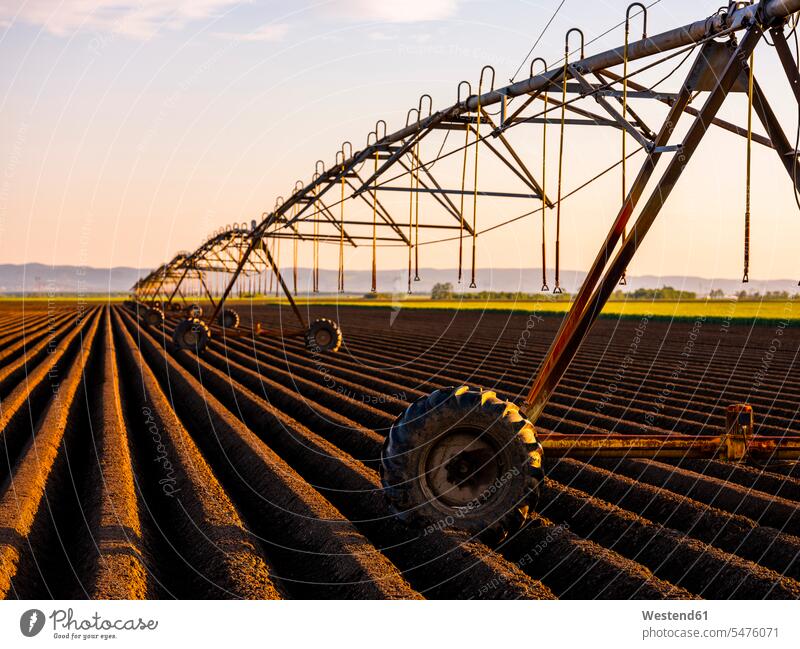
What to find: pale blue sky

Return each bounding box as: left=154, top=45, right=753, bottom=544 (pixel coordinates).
left=2, top=0, right=800, bottom=285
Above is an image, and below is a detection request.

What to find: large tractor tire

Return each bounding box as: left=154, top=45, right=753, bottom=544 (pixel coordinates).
left=172, top=318, right=210, bottom=353
left=143, top=307, right=165, bottom=328
left=218, top=308, right=240, bottom=329
left=186, top=303, right=203, bottom=318
left=380, top=385, right=544, bottom=543
left=305, top=318, right=342, bottom=353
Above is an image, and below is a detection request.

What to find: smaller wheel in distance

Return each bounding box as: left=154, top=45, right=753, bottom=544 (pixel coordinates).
left=143, top=307, right=164, bottom=328
left=218, top=308, right=240, bottom=329
left=172, top=318, right=210, bottom=352
left=186, top=303, right=203, bottom=318
left=305, top=318, right=342, bottom=353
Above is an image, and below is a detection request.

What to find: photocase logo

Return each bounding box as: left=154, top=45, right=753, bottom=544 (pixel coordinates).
left=388, top=274, right=405, bottom=326
left=20, top=609, right=45, bottom=637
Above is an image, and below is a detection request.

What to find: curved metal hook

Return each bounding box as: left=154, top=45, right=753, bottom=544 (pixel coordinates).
left=625, top=2, right=647, bottom=38
left=418, top=93, right=433, bottom=117
left=478, top=64, right=495, bottom=93
left=375, top=119, right=387, bottom=141
left=335, top=150, right=345, bottom=166
left=530, top=56, right=548, bottom=77
left=457, top=80, right=472, bottom=104
left=275, top=196, right=284, bottom=209
left=341, top=140, right=353, bottom=159
left=405, top=107, right=420, bottom=127
left=565, top=27, right=585, bottom=59
left=295, top=180, right=305, bottom=192
left=366, top=130, right=377, bottom=147
left=315, top=159, right=326, bottom=176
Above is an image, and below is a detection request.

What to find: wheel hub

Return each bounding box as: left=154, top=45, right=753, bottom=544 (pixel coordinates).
left=315, top=329, right=332, bottom=346
left=182, top=327, right=199, bottom=346
left=422, top=428, right=502, bottom=508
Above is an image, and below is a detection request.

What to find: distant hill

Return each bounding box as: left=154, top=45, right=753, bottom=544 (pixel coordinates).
left=0, top=263, right=797, bottom=296
left=0, top=263, right=147, bottom=294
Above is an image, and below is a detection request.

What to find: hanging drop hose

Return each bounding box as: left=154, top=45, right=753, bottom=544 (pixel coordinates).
left=274, top=236, right=281, bottom=298
left=372, top=149, right=378, bottom=293
left=339, top=158, right=346, bottom=293
left=414, top=139, right=421, bottom=282
left=470, top=67, right=493, bottom=289
left=554, top=29, right=584, bottom=295
left=620, top=4, right=646, bottom=286
left=292, top=204, right=298, bottom=295
left=293, top=238, right=298, bottom=295
left=620, top=23, right=630, bottom=286
left=268, top=236, right=275, bottom=294
left=470, top=96, right=482, bottom=289
left=744, top=50, right=754, bottom=284
left=407, top=141, right=414, bottom=294
left=532, top=58, right=549, bottom=292
left=313, top=185, right=320, bottom=293
left=458, top=116, right=470, bottom=284
left=554, top=54, right=568, bottom=294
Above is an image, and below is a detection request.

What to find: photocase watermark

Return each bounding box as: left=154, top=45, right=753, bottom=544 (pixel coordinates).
left=752, top=302, right=793, bottom=391
left=307, top=339, right=406, bottom=404
left=595, top=313, right=651, bottom=413
left=142, top=406, right=181, bottom=498
left=0, top=122, right=27, bottom=249
left=20, top=608, right=158, bottom=641
left=511, top=312, right=544, bottom=365
left=337, top=385, right=407, bottom=405
left=45, top=282, right=64, bottom=407
left=388, top=274, right=407, bottom=327
left=74, top=215, right=92, bottom=322
left=642, top=315, right=705, bottom=432
left=718, top=294, right=737, bottom=336
left=397, top=41, right=517, bottom=71
left=137, top=40, right=238, bottom=154
left=20, top=609, right=45, bottom=637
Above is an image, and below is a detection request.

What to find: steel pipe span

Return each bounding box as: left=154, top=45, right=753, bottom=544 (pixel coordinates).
left=271, top=0, right=800, bottom=233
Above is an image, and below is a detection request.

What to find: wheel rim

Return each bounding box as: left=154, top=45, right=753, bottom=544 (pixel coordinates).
left=314, top=328, right=333, bottom=347
left=182, top=326, right=199, bottom=346
left=421, top=427, right=504, bottom=509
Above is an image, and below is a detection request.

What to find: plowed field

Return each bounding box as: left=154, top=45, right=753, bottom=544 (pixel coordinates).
left=1, top=301, right=799, bottom=599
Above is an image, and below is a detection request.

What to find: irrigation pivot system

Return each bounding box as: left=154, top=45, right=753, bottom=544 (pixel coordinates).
left=134, top=0, right=800, bottom=541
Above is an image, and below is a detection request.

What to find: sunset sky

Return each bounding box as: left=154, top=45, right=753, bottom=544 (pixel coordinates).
left=3, top=0, right=800, bottom=285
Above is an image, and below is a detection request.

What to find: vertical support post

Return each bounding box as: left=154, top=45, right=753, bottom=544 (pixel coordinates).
left=207, top=221, right=271, bottom=326
left=750, top=80, right=800, bottom=191
left=166, top=265, right=191, bottom=308
left=198, top=272, right=217, bottom=310
left=261, top=240, right=307, bottom=330
left=149, top=275, right=166, bottom=306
